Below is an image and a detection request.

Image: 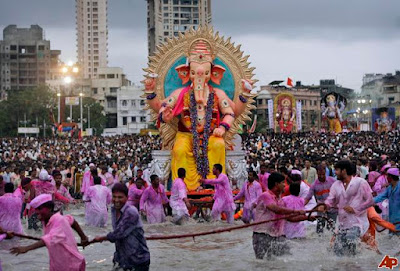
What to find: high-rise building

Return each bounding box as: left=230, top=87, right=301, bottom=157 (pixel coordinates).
left=146, top=0, right=212, bottom=56
left=76, top=0, right=108, bottom=79
left=0, top=24, right=61, bottom=96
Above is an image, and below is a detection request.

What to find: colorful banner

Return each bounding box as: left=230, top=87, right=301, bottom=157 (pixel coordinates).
left=296, top=101, right=302, bottom=131
left=268, top=99, right=274, bottom=129
left=65, top=97, right=80, bottom=106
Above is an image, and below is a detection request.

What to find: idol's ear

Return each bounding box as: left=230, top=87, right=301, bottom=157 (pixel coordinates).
left=175, top=64, right=190, bottom=85
left=210, top=65, right=226, bottom=85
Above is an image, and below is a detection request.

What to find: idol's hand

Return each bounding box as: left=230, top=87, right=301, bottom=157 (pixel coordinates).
left=213, top=127, right=226, bottom=137
left=241, top=79, right=253, bottom=93
left=162, top=106, right=174, bottom=123
left=143, top=73, right=158, bottom=92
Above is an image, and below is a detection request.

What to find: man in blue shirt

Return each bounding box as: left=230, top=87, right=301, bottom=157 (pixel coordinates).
left=374, top=167, right=400, bottom=233
left=93, top=183, right=150, bottom=270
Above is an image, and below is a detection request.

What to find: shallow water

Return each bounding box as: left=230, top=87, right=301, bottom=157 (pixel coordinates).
left=1, top=204, right=399, bottom=271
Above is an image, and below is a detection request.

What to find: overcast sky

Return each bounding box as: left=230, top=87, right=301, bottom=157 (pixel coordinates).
left=1, top=0, right=400, bottom=92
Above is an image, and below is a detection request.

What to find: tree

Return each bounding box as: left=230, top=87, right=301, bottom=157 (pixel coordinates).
left=0, top=85, right=55, bottom=137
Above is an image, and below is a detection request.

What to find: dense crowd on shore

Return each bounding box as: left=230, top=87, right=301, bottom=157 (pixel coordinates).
left=1, top=131, right=399, bottom=270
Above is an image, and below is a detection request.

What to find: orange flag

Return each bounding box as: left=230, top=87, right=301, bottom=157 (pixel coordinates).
left=287, top=77, right=293, bottom=87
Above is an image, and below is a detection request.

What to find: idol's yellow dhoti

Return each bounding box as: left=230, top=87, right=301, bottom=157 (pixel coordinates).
left=171, top=131, right=226, bottom=191
left=328, top=118, right=342, bottom=133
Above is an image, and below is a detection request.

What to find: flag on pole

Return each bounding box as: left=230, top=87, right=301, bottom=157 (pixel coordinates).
left=287, top=77, right=293, bottom=87
left=248, top=115, right=257, bottom=133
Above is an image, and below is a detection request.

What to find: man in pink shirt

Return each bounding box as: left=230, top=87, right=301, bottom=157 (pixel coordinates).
left=282, top=182, right=306, bottom=239
left=128, top=178, right=145, bottom=209
left=201, top=164, right=236, bottom=224
left=170, top=168, right=191, bottom=225
left=9, top=194, right=88, bottom=271
left=80, top=163, right=96, bottom=196
left=140, top=175, right=169, bottom=224
left=234, top=170, right=262, bottom=223
left=252, top=172, right=306, bottom=259
left=318, top=160, right=374, bottom=256
left=0, top=183, right=23, bottom=241
left=258, top=164, right=270, bottom=192
left=85, top=176, right=112, bottom=227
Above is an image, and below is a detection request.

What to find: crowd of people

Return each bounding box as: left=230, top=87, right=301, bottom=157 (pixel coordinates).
left=0, top=131, right=399, bottom=270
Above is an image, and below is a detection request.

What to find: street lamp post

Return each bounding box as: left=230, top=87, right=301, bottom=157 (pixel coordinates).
left=79, top=93, right=83, bottom=134
left=57, top=93, right=61, bottom=124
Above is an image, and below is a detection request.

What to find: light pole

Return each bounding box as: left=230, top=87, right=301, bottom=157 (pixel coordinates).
left=57, top=92, right=61, bottom=124
left=79, top=92, right=84, bottom=134
left=85, top=103, right=94, bottom=130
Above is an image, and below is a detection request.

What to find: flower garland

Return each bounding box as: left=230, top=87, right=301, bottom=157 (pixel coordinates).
left=189, top=88, right=214, bottom=178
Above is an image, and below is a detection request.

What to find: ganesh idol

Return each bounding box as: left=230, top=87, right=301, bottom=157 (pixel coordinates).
left=274, top=93, right=296, bottom=133
left=321, top=92, right=346, bottom=133
left=142, top=27, right=256, bottom=190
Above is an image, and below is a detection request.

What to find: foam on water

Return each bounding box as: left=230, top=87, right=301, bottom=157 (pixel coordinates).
left=1, top=205, right=399, bottom=271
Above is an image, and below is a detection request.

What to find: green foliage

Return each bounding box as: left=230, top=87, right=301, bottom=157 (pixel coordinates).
left=0, top=85, right=55, bottom=137
left=0, top=86, right=106, bottom=137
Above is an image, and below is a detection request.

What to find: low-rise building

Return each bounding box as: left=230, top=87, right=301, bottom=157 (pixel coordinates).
left=102, top=84, right=151, bottom=135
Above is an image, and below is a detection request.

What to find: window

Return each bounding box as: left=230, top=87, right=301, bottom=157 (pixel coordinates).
left=94, top=56, right=99, bottom=60
left=164, top=31, right=169, bottom=36
left=93, top=32, right=98, bottom=36
left=93, top=8, right=98, bottom=12
left=164, top=13, right=169, bottom=17
left=163, top=0, right=168, bottom=3
left=93, top=26, right=98, bottom=30
left=88, top=38, right=90, bottom=42
left=131, top=100, right=136, bottom=107
left=107, top=74, right=115, bottom=79
left=110, top=87, right=118, bottom=93
left=88, top=13, right=90, bottom=18
left=38, top=45, right=45, bottom=50
left=87, top=1, right=90, bottom=5
left=94, top=50, right=99, bottom=54
left=10, top=45, right=17, bottom=50
left=140, top=100, right=145, bottom=106
left=107, top=100, right=117, bottom=108
left=88, top=32, right=91, bottom=36
left=163, top=6, right=168, bottom=10
left=92, top=88, right=98, bottom=94
left=131, top=116, right=136, bottom=122
left=257, top=99, right=262, bottom=105
left=141, top=117, right=146, bottom=123
left=93, top=38, right=98, bottom=42
left=93, top=20, right=98, bottom=24
left=122, top=100, right=127, bottom=106
left=163, top=19, right=169, bottom=23
left=88, top=56, right=91, bottom=60
left=88, top=26, right=91, bottom=30
left=314, top=100, right=317, bottom=106
left=93, top=1, right=97, bottom=6
left=389, top=97, right=395, bottom=103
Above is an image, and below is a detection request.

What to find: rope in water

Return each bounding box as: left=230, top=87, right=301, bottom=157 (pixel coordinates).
left=145, top=203, right=327, bottom=240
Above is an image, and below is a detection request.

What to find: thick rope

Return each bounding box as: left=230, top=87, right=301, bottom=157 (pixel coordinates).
left=145, top=204, right=325, bottom=241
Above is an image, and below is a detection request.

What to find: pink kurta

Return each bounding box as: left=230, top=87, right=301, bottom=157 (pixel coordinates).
left=169, top=178, right=189, bottom=217
left=234, top=180, right=262, bottom=222
left=325, top=177, right=374, bottom=235
left=282, top=195, right=305, bottom=239
left=373, top=175, right=389, bottom=218
left=0, top=193, right=23, bottom=237
left=140, top=184, right=169, bottom=224
left=85, top=185, right=111, bottom=227
left=80, top=171, right=92, bottom=195
left=41, top=213, right=85, bottom=271
left=204, top=173, right=236, bottom=214
left=128, top=185, right=145, bottom=209
left=253, top=190, right=285, bottom=237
